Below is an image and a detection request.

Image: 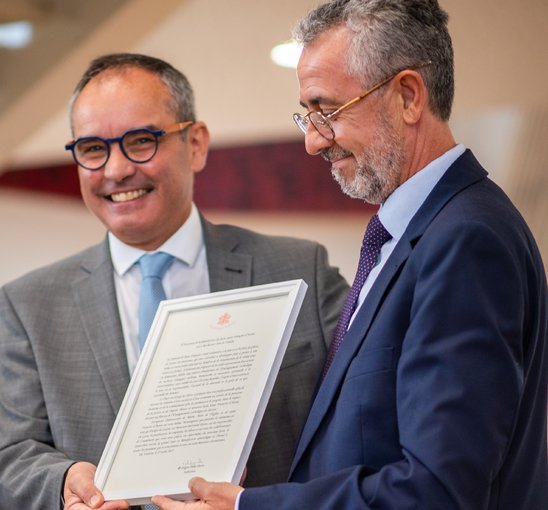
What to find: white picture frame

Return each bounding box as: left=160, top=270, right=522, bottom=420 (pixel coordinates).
left=95, top=279, right=307, bottom=505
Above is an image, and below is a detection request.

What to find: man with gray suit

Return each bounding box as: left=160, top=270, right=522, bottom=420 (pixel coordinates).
left=0, top=53, right=348, bottom=509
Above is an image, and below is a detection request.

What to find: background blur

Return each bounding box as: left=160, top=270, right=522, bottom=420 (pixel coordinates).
left=0, top=0, right=547, bottom=285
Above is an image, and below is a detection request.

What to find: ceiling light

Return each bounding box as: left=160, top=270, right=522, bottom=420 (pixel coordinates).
left=270, top=41, right=303, bottom=69
left=0, top=21, right=33, bottom=49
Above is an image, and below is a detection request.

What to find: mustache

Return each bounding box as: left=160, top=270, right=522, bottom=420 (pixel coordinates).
left=321, top=146, right=353, bottom=163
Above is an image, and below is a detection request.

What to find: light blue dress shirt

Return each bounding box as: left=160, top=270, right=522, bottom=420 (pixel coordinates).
left=109, top=203, right=210, bottom=374
left=351, top=144, right=465, bottom=324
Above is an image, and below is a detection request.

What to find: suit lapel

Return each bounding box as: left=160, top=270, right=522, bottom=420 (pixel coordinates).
left=201, top=216, right=253, bottom=291
left=290, top=150, right=488, bottom=477
left=67, top=218, right=256, bottom=416
left=71, top=240, right=130, bottom=413
left=290, top=239, right=411, bottom=474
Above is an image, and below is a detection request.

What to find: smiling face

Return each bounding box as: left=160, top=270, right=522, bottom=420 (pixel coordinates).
left=297, top=26, right=406, bottom=205
left=71, top=66, right=209, bottom=250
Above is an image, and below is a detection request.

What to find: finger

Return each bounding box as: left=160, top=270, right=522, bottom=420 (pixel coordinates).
left=101, top=500, right=131, bottom=510
left=64, top=492, right=129, bottom=510
left=187, top=478, right=241, bottom=509
left=64, top=462, right=103, bottom=508
left=65, top=501, right=128, bottom=510
left=151, top=495, right=201, bottom=509
left=150, top=495, right=172, bottom=509
left=188, top=477, right=208, bottom=499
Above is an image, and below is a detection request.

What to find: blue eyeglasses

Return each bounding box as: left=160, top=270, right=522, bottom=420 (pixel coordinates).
left=65, top=121, right=193, bottom=170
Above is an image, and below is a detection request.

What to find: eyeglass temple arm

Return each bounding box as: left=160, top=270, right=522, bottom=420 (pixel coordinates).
left=328, top=61, right=432, bottom=119
left=328, top=74, right=396, bottom=119
left=164, top=121, right=194, bottom=134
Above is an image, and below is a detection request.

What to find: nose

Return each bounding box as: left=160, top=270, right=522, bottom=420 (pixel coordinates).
left=102, top=142, right=137, bottom=182
left=304, top=126, right=333, bottom=156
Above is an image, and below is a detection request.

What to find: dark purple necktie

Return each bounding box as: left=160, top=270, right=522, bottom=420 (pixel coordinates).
left=322, top=214, right=392, bottom=378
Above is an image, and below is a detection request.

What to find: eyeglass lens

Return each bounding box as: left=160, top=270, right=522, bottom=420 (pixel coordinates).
left=308, top=112, right=333, bottom=139
left=73, top=129, right=159, bottom=170
left=293, top=112, right=334, bottom=140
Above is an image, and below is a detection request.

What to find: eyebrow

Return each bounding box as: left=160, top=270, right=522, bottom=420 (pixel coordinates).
left=76, top=124, right=162, bottom=139
left=136, top=124, right=161, bottom=131
left=299, top=96, right=339, bottom=111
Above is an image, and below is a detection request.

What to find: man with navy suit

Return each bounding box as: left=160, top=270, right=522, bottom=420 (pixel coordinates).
left=154, top=1, right=548, bottom=509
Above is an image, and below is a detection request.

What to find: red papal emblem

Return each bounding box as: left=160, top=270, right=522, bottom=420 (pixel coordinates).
left=217, top=312, right=231, bottom=326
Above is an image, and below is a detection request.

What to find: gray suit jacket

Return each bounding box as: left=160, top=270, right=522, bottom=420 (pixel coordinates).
left=0, top=217, right=347, bottom=509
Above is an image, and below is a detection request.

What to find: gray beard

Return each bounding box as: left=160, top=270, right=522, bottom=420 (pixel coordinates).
left=331, top=164, right=383, bottom=204
left=330, top=112, right=405, bottom=205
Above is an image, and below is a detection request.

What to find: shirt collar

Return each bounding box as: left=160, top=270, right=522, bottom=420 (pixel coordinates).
left=379, top=144, right=465, bottom=240
left=109, top=203, right=204, bottom=276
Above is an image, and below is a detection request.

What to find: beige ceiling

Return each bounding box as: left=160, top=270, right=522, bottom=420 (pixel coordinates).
left=0, top=0, right=547, bottom=172
left=0, top=0, right=131, bottom=112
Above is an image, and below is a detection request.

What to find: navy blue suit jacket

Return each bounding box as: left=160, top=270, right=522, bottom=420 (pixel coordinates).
left=242, top=150, right=548, bottom=509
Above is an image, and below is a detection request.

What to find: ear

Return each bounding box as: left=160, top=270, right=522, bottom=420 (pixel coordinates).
left=187, top=121, right=210, bottom=173
left=394, top=69, right=427, bottom=126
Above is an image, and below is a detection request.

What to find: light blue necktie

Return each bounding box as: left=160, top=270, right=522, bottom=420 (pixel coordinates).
left=138, top=252, right=174, bottom=350
left=138, top=253, right=174, bottom=510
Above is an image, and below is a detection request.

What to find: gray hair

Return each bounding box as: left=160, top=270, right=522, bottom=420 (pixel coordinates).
left=68, top=53, right=196, bottom=132
left=293, top=0, right=454, bottom=121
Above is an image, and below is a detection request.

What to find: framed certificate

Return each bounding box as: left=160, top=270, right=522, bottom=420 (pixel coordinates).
left=95, top=279, right=307, bottom=505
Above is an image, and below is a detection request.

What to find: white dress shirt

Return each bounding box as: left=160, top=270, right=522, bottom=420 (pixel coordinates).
left=109, top=204, right=210, bottom=374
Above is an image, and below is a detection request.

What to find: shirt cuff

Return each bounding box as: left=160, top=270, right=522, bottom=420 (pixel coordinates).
left=234, top=488, right=244, bottom=510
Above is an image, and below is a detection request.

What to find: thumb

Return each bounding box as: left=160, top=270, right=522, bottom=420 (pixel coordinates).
left=188, top=477, right=208, bottom=498
left=65, top=462, right=104, bottom=508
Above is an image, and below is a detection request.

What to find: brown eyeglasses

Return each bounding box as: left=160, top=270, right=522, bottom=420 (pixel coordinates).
left=293, top=62, right=432, bottom=141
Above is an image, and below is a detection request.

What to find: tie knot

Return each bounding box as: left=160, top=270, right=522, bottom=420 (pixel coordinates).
left=139, top=252, right=174, bottom=279
left=362, top=214, right=391, bottom=252
left=354, top=214, right=392, bottom=286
